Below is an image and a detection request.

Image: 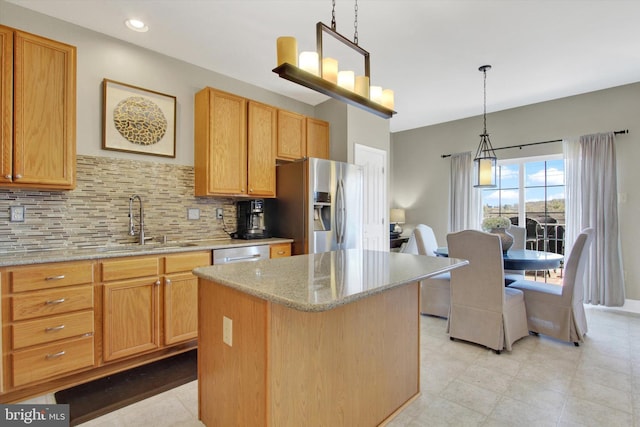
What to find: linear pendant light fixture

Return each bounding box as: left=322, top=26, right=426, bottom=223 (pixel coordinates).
left=474, top=65, right=498, bottom=188
left=273, top=0, right=396, bottom=119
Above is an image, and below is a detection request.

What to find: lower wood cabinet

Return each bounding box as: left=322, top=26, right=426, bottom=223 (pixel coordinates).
left=1, top=260, right=95, bottom=392
left=101, top=251, right=211, bottom=362
left=0, top=250, right=211, bottom=402
left=163, top=251, right=211, bottom=345
left=269, top=243, right=291, bottom=258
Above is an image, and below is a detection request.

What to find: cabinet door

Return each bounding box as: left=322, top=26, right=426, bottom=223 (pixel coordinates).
left=270, top=243, right=291, bottom=258
left=277, top=109, right=306, bottom=161
left=194, top=88, right=247, bottom=196
left=103, top=277, right=160, bottom=361
left=247, top=101, right=276, bottom=197
left=164, top=272, right=198, bottom=345
left=13, top=30, right=76, bottom=189
left=0, top=26, right=12, bottom=185
left=306, top=118, right=330, bottom=159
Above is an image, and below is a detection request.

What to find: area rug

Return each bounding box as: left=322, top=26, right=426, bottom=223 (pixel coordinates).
left=54, top=349, right=197, bottom=426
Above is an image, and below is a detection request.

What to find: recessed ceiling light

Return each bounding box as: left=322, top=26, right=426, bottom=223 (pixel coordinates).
left=125, top=19, right=148, bottom=32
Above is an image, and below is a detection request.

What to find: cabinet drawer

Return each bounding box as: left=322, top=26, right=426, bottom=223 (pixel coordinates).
left=270, top=243, right=291, bottom=258
left=101, top=256, right=159, bottom=281
left=11, top=285, right=93, bottom=321
left=12, top=310, right=94, bottom=350
left=10, top=262, right=94, bottom=293
left=165, top=251, right=211, bottom=274
left=12, top=335, right=94, bottom=387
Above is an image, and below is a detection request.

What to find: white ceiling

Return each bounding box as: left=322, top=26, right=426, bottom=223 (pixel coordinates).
left=8, top=0, right=640, bottom=133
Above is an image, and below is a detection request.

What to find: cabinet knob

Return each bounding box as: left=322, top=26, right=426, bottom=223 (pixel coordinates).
left=166, top=279, right=172, bottom=285
left=15, top=174, right=22, bottom=179
left=4, top=175, right=10, bottom=179
left=155, top=280, right=161, bottom=286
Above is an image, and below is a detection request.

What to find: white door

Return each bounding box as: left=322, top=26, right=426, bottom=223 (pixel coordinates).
left=354, top=144, right=387, bottom=251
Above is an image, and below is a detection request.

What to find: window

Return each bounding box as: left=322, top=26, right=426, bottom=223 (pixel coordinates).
left=481, top=155, right=565, bottom=254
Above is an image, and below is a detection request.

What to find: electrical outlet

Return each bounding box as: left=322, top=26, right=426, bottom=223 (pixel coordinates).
left=216, top=208, right=224, bottom=220
left=223, top=316, right=233, bottom=347
left=187, top=208, right=200, bottom=220
left=10, top=206, right=25, bottom=222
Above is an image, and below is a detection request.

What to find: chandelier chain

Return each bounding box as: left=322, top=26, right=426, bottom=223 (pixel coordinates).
left=483, top=67, right=487, bottom=135
left=331, top=0, right=336, bottom=30
left=354, top=0, right=359, bottom=45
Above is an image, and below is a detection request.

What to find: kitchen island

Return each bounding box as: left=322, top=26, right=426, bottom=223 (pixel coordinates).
left=194, top=249, right=467, bottom=426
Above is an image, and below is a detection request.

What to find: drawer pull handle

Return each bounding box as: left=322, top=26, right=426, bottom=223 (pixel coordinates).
left=45, top=325, right=65, bottom=332
left=45, top=351, right=65, bottom=360
left=277, top=251, right=285, bottom=255
left=45, top=298, right=66, bottom=305
left=45, top=275, right=65, bottom=281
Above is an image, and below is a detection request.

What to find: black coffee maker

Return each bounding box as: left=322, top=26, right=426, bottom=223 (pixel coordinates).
left=235, top=199, right=270, bottom=239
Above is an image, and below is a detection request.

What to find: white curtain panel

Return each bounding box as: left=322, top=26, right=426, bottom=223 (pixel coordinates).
left=449, top=152, right=480, bottom=232
left=564, top=133, right=625, bottom=306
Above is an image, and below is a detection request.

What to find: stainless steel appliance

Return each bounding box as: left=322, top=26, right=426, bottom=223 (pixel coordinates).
left=235, top=199, right=270, bottom=239
left=266, top=158, right=363, bottom=255
left=213, top=245, right=270, bottom=264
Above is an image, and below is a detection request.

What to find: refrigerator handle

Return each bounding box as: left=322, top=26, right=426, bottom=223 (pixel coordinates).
left=336, top=179, right=346, bottom=245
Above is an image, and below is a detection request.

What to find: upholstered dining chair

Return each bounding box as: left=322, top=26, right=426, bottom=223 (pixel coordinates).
left=508, top=228, right=594, bottom=346
left=447, top=230, right=529, bottom=353
left=401, top=224, right=450, bottom=318
left=504, top=225, right=526, bottom=285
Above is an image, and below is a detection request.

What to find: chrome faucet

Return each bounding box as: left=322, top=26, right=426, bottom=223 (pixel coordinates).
left=129, top=194, right=147, bottom=245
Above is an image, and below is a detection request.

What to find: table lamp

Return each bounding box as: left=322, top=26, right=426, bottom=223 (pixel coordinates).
left=390, top=209, right=406, bottom=234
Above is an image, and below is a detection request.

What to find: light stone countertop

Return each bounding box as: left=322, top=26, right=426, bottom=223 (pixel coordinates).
left=0, top=238, right=293, bottom=267
left=193, top=249, right=468, bottom=312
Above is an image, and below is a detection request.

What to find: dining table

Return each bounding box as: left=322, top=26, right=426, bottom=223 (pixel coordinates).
left=434, top=247, right=563, bottom=271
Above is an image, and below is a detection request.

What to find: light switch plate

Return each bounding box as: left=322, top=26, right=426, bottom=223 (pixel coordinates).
left=187, top=208, right=200, bottom=220
left=10, top=206, right=25, bottom=222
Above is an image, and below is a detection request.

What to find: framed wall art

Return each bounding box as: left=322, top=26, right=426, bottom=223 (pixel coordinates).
left=102, top=79, right=177, bottom=158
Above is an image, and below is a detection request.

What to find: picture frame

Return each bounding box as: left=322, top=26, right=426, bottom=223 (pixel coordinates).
left=102, top=79, right=176, bottom=158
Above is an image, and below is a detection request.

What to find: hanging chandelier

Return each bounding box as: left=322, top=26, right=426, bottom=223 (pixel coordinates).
left=273, top=0, right=396, bottom=119
left=473, top=65, right=497, bottom=188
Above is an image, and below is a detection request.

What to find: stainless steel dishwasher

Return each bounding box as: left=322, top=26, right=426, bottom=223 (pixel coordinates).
left=213, top=245, right=270, bottom=264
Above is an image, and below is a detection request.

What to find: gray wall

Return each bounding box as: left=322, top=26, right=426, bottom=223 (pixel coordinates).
left=392, top=82, right=640, bottom=299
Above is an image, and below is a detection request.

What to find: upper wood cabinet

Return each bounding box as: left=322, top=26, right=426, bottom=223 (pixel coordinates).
left=194, top=88, right=276, bottom=197
left=306, top=117, right=330, bottom=160
left=277, top=109, right=306, bottom=161
left=194, top=88, right=247, bottom=196
left=247, top=101, right=276, bottom=197
left=0, top=25, right=76, bottom=190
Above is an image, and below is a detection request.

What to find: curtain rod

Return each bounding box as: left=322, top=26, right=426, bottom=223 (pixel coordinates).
left=440, top=129, right=629, bottom=158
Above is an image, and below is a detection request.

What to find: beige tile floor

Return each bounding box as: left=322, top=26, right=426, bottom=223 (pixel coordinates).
left=21, top=304, right=640, bottom=426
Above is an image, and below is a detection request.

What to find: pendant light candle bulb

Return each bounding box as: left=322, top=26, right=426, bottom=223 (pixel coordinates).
left=381, top=89, right=394, bottom=109
left=370, top=86, right=383, bottom=103
left=322, top=58, right=338, bottom=83
left=338, top=70, right=355, bottom=91
left=299, top=51, right=319, bottom=75
left=276, top=36, right=298, bottom=66
left=355, top=76, right=370, bottom=98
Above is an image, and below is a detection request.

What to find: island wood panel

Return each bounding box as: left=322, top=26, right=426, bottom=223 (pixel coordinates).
left=269, top=282, right=420, bottom=426
left=198, top=279, right=420, bottom=427
left=198, top=281, right=267, bottom=427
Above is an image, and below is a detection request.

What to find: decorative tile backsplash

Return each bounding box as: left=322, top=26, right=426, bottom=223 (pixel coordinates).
left=0, top=155, right=237, bottom=252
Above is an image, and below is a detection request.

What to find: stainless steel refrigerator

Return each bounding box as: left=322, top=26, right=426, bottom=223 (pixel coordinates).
left=266, top=158, right=363, bottom=255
